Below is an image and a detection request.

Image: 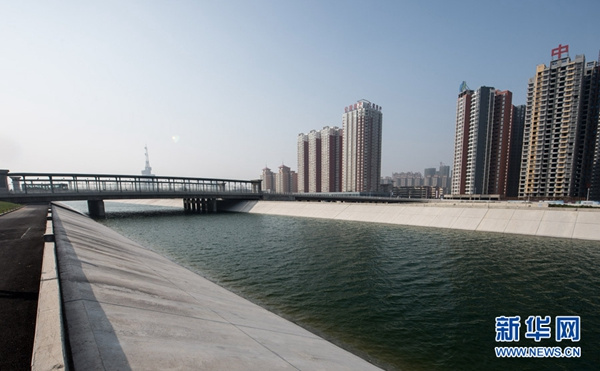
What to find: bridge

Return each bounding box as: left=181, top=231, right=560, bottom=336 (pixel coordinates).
left=0, top=170, right=425, bottom=217
left=0, top=170, right=262, bottom=217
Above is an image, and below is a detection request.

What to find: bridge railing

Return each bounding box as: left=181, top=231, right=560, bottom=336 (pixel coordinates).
left=5, top=173, right=261, bottom=196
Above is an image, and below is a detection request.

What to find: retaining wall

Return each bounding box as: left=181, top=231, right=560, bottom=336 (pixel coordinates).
left=50, top=203, right=382, bottom=370
left=224, top=200, right=600, bottom=241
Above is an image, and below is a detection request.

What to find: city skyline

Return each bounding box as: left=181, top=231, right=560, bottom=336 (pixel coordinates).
left=2, top=1, right=600, bottom=180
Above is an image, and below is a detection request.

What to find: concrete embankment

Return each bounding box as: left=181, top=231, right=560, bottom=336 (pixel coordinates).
left=223, top=200, right=600, bottom=241
left=49, top=203, right=382, bottom=370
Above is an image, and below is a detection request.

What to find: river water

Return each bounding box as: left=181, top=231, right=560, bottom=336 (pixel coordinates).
left=65, top=201, right=599, bottom=370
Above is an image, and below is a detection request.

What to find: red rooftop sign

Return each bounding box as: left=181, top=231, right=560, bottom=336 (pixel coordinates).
left=551, top=44, right=569, bottom=59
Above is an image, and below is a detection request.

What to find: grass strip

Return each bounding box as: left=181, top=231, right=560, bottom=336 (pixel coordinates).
left=0, top=201, right=21, bottom=214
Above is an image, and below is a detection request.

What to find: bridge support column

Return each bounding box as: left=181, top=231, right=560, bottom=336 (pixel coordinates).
left=0, top=170, right=8, bottom=194
left=183, top=197, right=219, bottom=213
left=208, top=198, right=217, bottom=213
left=88, top=200, right=105, bottom=218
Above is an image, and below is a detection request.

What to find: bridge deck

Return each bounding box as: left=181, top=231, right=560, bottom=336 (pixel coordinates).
left=0, top=172, right=262, bottom=203
left=0, top=171, right=425, bottom=207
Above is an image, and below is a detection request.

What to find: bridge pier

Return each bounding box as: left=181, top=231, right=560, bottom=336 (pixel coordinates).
left=208, top=198, right=217, bottom=213
left=87, top=200, right=105, bottom=218
left=0, top=170, right=8, bottom=194
left=183, top=198, right=218, bottom=214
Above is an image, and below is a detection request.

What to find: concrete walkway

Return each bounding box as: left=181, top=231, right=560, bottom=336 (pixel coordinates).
left=0, top=205, right=47, bottom=370
left=51, top=204, right=382, bottom=370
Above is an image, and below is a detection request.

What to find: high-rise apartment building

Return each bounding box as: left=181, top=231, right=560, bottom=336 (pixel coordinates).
left=424, top=168, right=436, bottom=178
left=519, top=46, right=600, bottom=199
left=486, top=90, right=514, bottom=195
left=421, top=164, right=451, bottom=194
left=506, top=105, right=526, bottom=197
left=393, top=172, right=423, bottom=187
left=276, top=164, right=297, bottom=193
left=342, top=100, right=383, bottom=192
left=465, top=86, right=495, bottom=195
left=452, top=86, right=472, bottom=195
left=591, top=57, right=600, bottom=200
left=297, top=126, right=343, bottom=193
left=439, top=164, right=451, bottom=178
left=261, top=166, right=276, bottom=192
left=308, top=130, right=322, bottom=192
left=578, top=55, right=600, bottom=200
left=452, top=84, right=519, bottom=197
left=297, top=134, right=309, bottom=193
left=320, top=126, right=343, bottom=192
left=297, top=100, right=381, bottom=194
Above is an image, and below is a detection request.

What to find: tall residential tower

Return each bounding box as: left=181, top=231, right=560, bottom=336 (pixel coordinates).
left=297, top=134, right=309, bottom=193
left=342, top=100, right=383, bottom=192
left=519, top=46, right=600, bottom=199
left=297, top=126, right=343, bottom=193
left=320, top=126, right=343, bottom=192
left=451, top=84, right=519, bottom=197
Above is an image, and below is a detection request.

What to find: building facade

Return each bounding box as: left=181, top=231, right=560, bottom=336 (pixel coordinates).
left=307, top=130, right=322, bottom=193
left=577, top=56, right=600, bottom=200
left=297, top=134, right=309, bottom=193
left=506, top=105, right=526, bottom=197
left=320, top=126, right=343, bottom=192
left=276, top=164, right=297, bottom=193
left=465, top=86, right=495, bottom=195
left=393, top=172, right=423, bottom=187
left=451, top=86, right=472, bottom=195
left=261, top=167, right=276, bottom=192
left=452, top=83, right=520, bottom=197
left=297, top=126, right=344, bottom=193
left=519, top=48, right=600, bottom=200
left=342, top=100, right=383, bottom=192
left=486, top=90, right=514, bottom=196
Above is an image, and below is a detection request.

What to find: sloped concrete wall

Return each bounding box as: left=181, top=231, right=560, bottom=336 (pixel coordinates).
left=225, top=201, right=600, bottom=241
left=52, top=204, right=382, bottom=370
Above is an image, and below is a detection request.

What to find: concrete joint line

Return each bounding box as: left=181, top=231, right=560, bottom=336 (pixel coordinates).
left=331, top=204, right=350, bottom=219
left=474, top=209, right=490, bottom=231
left=232, top=324, right=300, bottom=371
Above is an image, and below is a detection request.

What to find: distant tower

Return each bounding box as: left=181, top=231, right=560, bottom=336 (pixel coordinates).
left=142, top=146, right=155, bottom=176
left=261, top=166, right=276, bottom=192
left=342, top=99, right=383, bottom=192
left=297, top=133, right=309, bottom=192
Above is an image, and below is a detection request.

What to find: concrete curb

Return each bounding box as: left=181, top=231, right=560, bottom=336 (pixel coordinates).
left=31, top=206, right=68, bottom=371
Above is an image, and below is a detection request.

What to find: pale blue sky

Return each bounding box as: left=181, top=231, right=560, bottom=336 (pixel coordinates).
left=2, top=0, right=599, bottom=180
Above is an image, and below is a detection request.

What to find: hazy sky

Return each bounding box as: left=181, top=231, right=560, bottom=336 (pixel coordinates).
left=2, top=1, right=600, bottom=180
